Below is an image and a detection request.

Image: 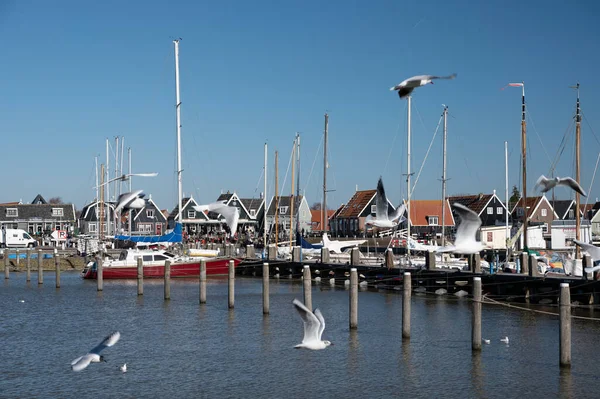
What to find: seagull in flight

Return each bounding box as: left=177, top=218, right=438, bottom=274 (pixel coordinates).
left=535, top=175, right=587, bottom=197
left=573, top=239, right=600, bottom=273
left=390, top=73, right=457, bottom=98
left=71, top=331, right=121, bottom=372
left=193, top=201, right=240, bottom=236
left=292, top=298, right=333, bottom=350
left=436, top=203, right=486, bottom=254
left=115, top=190, right=146, bottom=213
left=365, top=177, right=406, bottom=229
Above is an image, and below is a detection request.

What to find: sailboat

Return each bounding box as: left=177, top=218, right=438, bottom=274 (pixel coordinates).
left=82, top=40, right=242, bottom=279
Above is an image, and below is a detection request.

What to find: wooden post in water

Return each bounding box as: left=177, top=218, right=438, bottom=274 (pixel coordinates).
left=164, top=261, right=171, bottom=300
left=559, top=283, right=571, bottom=367
left=137, top=257, right=143, bottom=296
left=303, top=265, right=312, bottom=312
left=529, top=253, right=541, bottom=277
left=97, top=254, right=103, bottom=291
left=26, top=249, right=31, bottom=282
left=520, top=252, right=529, bottom=275
left=472, top=277, right=482, bottom=351
left=425, top=250, right=436, bottom=270
left=228, top=259, right=235, bottom=309
left=473, top=253, right=481, bottom=273
left=246, top=244, right=255, bottom=259
left=267, top=244, right=277, bottom=261
left=385, top=248, right=394, bottom=269
left=15, top=249, right=20, bottom=270
left=349, top=268, right=358, bottom=329
left=320, top=247, right=330, bottom=264
left=54, top=248, right=60, bottom=288
left=37, top=249, right=43, bottom=285
left=199, top=260, right=207, bottom=304
left=4, top=249, right=9, bottom=279
left=262, top=262, right=270, bottom=314
left=350, top=248, right=360, bottom=266
left=402, top=272, right=411, bottom=340
left=292, top=246, right=301, bottom=263
left=583, top=255, right=593, bottom=280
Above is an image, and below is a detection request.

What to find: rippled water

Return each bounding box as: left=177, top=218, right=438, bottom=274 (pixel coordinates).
left=1, top=272, right=599, bottom=398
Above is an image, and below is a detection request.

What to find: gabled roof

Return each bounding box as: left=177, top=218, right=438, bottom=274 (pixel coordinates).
left=133, top=198, right=168, bottom=222
left=169, top=197, right=207, bottom=220
left=266, top=195, right=306, bottom=216
left=512, top=195, right=558, bottom=218
left=331, top=204, right=345, bottom=219
left=551, top=199, right=575, bottom=220
left=336, top=190, right=376, bottom=218
left=447, top=194, right=496, bottom=215
left=239, top=198, right=264, bottom=218
left=311, top=209, right=335, bottom=230
left=0, top=203, right=77, bottom=221
left=409, top=200, right=455, bottom=227
left=31, top=194, right=47, bottom=204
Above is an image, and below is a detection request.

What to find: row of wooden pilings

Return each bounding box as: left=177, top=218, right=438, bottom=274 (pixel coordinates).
left=5, top=248, right=573, bottom=367
left=4, top=248, right=62, bottom=288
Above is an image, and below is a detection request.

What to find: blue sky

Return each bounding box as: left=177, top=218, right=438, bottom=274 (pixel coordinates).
left=1, top=0, right=599, bottom=211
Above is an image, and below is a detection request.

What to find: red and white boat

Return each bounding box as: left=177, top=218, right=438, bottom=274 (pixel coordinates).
left=81, top=248, right=242, bottom=279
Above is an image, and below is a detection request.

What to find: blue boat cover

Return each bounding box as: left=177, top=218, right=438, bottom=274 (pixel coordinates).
left=296, top=232, right=323, bottom=249
left=114, top=222, right=182, bottom=244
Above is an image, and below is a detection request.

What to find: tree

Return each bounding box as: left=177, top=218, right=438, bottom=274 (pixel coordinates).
left=48, top=197, right=63, bottom=204
left=508, top=185, right=520, bottom=209
left=310, top=202, right=322, bottom=210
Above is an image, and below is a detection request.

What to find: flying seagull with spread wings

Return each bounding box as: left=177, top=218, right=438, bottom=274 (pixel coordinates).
left=193, top=201, right=240, bottom=235
left=292, top=299, right=333, bottom=350
left=436, top=203, right=485, bottom=254
left=535, top=175, right=587, bottom=197
left=71, top=331, right=121, bottom=372
left=390, top=73, right=457, bottom=98
left=365, top=177, right=406, bottom=229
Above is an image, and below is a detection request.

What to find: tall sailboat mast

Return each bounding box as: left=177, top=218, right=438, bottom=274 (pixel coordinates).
left=296, top=133, right=301, bottom=234
left=406, top=96, right=412, bottom=258
left=174, top=39, right=183, bottom=224
left=573, top=82, right=581, bottom=259
left=505, top=141, right=509, bottom=253
left=263, top=142, right=268, bottom=249
left=322, top=113, right=329, bottom=233
left=441, top=105, right=448, bottom=247
left=290, top=136, right=297, bottom=251
left=275, top=151, right=279, bottom=246
left=519, top=83, right=528, bottom=252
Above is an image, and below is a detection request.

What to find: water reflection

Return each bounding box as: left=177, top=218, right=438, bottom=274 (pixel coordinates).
left=471, top=352, right=485, bottom=398
left=558, top=367, right=572, bottom=398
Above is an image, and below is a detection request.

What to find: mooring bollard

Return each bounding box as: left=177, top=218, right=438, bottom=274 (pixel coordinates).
left=385, top=248, right=394, bottom=269
left=529, top=254, right=541, bottom=277
left=54, top=248, right=60, bottom=288
left=350, top=268, right=358, bottom=329
left=303, top=265, right=312, bottom=312
left=228, top=260, right=235, bottom=309
left=4, top=249, right=9, bottom=279
left=97, top=255, right=103, bottom=292
left=292, top=246, right=302, bottom=263
left=472, top=277, right=482, bottom=351
left=267, top=244, right=277, bottom=261
left=246, top=244, right=255, bottom=259
left=425, top=250, right=436, bottom=270
left=520, top=252, right=529, bottom=275
left=26, top=249, right=31, bottom=282
left=137, top=257, right=144, bottom=296
left=37, top=249, right=43, bottom=285
left=199, top=260, right=207, bottom=304
left=164, top=260, right=171, bottom=300
left=560, top=283, right=571, bottom=367
left=263, top=262, right=270, bottom=314
left=403, top=272, right=411, bottom=340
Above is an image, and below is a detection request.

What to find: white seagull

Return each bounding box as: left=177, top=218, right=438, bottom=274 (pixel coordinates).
left=436, top=203, right=486, bottom=254
left=193, top=201, right=240, bottom=236
left=535, top=175, right=587, bottom=197
left=573, top=239, right=600, bottom=273
left=292, top=298, right=333, bottom=350
left=115, top=190, right=146, bottom=213
left=71, top=331, right=121, bottom=372
left=483, top=339, right=491, bottom=344
left=365, top=177, right=406, bottom=229
left=390, top=73, right=457, bottom=98
left=500, top=336, right=509, bottom=344
left=120, top=363, right=127, bottom=373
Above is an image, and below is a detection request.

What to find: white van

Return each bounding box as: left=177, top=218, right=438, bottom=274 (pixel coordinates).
left=0, top=228, right=38, bottom=248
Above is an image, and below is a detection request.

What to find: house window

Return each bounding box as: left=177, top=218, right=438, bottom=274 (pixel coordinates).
left=487, top=207, right=493, bottom=215
left=279, top=206, right=288, bottom=215
left=497, top=207, right=503, bottom=215
left=371, top=204, right=377, bottom=214
left=89, top=224, right=97, bottom=233
left=542, top=223, right=548, bottom=233
left=541, top=209, right=547, bottom=217
left=250, top=209, right=256, bottom=217
left=187, top=210, right=196, bottom=219
left=428, top=216, right=439, bottom=226
left=52, top=208, right=64, bottom=217
left=147, top=209, right=155, bottom=218
left=6, top=208, right=17, bottom=217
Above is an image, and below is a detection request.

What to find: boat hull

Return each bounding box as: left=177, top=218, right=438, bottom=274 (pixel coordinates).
left=82, top=258, right=242, bottom=279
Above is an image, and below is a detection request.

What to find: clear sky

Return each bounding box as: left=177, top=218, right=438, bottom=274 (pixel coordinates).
left=1, top=0, right=599, bottom=212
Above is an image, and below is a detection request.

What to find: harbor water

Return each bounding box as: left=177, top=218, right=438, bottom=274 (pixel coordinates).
left=1, top=272, right=599, bottom=398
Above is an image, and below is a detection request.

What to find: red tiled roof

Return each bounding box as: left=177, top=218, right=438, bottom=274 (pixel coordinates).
left=447, top=194, right=493, bottom=215
left=337, top=190, right=376, bottom=218
left=311, top=209, right=336, bottom=230
left=409, top=200, right=454, bottom=227
left=512, top=196, right=543, bottom=218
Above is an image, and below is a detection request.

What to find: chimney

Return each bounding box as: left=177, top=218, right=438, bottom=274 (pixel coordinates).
left=493, top=189, right=496, bottom=196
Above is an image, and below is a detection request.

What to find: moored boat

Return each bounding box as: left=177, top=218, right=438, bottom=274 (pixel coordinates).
left=81, top=248, right=241, bottom=279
